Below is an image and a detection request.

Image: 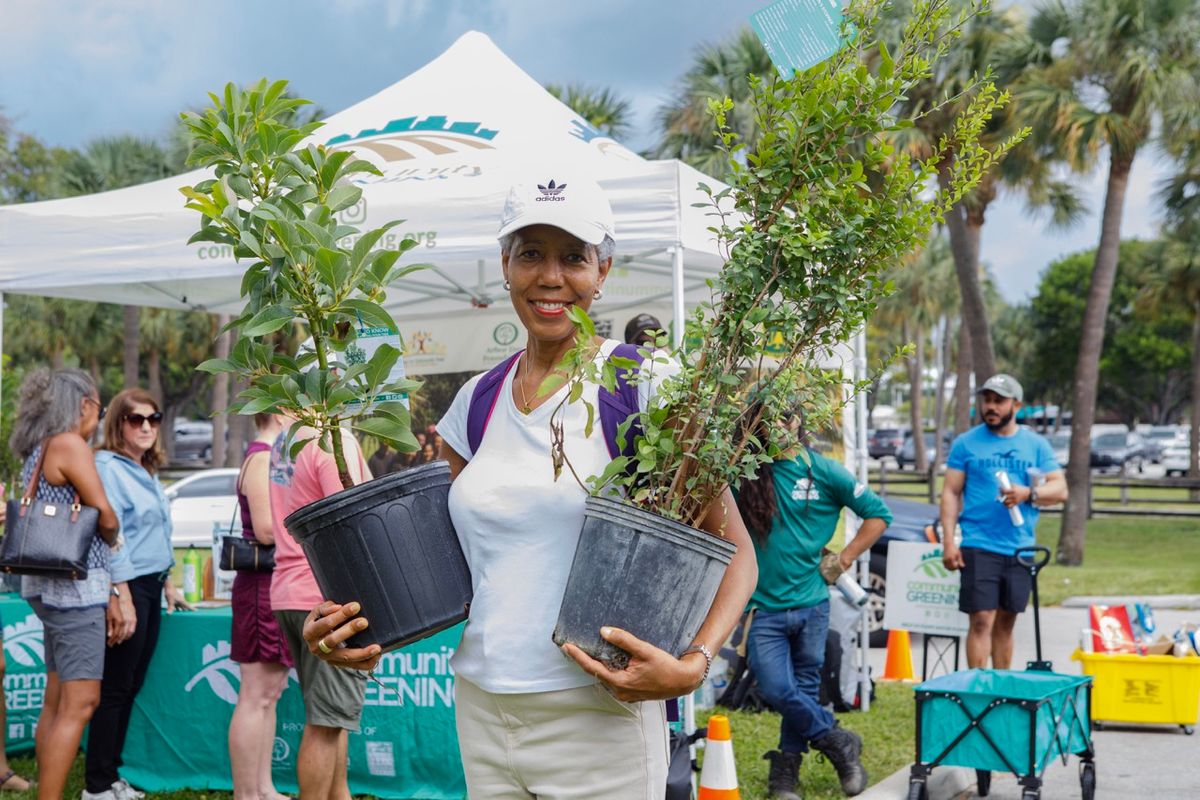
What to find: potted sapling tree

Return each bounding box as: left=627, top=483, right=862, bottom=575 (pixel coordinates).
left=549, top=0, right=1026, bottom=667
left=181, top=80, right=471, bottom=651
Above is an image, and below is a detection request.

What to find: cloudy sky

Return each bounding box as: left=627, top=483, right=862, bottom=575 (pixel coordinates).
left=0, top=0, right=1169, bottom=304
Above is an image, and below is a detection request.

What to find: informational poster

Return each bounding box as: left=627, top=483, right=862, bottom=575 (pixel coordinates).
left=751, top=0, right=845, bottom=77
left=882, top=541, right=969, bottom=637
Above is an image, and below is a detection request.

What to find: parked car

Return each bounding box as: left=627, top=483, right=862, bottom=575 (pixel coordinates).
left=868, top=427, right=906, bottom=460
left=1163, top=442, right=1191, bottom=477
left=895, top=431, right=953, bottom=470
left=865, top=497, right=944, bottom=647
left=1089, top=431, right=1147, bottom=472
left=165, top=468, right=239, bottom=548
left=173, top=419, right=214, bottom=463
left=1048, top=431, right=1071, bottom=468
left=1143, top=425, right=1184, bottom=464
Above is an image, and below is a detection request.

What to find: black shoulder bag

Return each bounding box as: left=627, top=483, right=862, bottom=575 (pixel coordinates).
left=218, top=465, right=274, bottom=572
left=0, top=440, right=99, bottom=579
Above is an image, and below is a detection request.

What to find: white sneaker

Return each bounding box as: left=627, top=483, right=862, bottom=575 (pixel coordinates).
left=111, top=781, right=145, bottom=800
left=80, top=791, right=117, bottom=800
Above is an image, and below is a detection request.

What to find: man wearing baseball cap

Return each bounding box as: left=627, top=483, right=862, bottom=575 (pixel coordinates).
left=940, top=374, right=1067, bottom=669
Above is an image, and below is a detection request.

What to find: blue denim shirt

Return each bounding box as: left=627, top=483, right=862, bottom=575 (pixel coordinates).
left=96, top=450, right=173, bottom=582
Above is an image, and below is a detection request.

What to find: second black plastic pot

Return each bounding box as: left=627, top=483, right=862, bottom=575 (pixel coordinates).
left=284, top=460, right=471, bottom=652
left=552, top=495, right=736, bottom=670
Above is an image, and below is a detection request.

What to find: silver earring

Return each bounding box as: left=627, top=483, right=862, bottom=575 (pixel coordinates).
left=593, top=288, right=603, bottom=300
left=504, top=279, right=511, bottom=291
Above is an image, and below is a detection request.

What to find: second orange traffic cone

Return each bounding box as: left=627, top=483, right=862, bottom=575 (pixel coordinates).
left=697, top=714, right=740, bottom=799
left=882, top=629, right=914, bottom=680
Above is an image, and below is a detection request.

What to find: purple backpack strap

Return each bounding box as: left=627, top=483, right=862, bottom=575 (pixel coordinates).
left=465, top=343, right=645, bottom=459
left=465, top=351, right=523, bottom=457
left=598, top=343, right=644, bottom=460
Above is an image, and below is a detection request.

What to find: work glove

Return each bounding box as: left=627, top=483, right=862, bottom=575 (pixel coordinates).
left=818, top=549, right=846, bottom=585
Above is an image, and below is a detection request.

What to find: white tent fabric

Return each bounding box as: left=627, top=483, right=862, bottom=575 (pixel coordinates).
left=0, top=31, right=725, bottom=330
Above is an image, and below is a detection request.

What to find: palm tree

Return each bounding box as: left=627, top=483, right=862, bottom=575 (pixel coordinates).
left=651, top=28, right=773, bottom=178
left=545, top=84, right=633, bottom=141
left=889, top=2, right=1083, bottom=391
left=1012, top=0, right=1200, bottom=565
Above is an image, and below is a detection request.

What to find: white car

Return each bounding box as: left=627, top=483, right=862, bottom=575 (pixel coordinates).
left=1163, top=443, right=1191, bottom=478
left=165, top=468, right=240, bottom=548
left=1048, top=431, right=1072, bottom=468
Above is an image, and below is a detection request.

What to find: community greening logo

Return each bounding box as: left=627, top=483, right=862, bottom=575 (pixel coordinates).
left=914, top=550, right=950, bottom=579
left=2, top=614, right=44, bottom=668
left=185, top=641, right=298, bottom=705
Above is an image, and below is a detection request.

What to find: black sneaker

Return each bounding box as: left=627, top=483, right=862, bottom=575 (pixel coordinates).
left=811, top=726, right=868, bottom=796
left=763, top=750, right=803, bottom=800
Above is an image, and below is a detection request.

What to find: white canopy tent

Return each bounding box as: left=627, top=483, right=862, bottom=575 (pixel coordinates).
left=0, top=31, right=731, bottom=373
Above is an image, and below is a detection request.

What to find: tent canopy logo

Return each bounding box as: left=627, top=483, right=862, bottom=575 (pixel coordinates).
left=326, top=116, right=498, bottom=163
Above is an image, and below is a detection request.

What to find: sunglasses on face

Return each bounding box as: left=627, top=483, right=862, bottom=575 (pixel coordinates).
left=124, top=412, right=164, bottom=429
left=84, top=397, right=106, bottom=421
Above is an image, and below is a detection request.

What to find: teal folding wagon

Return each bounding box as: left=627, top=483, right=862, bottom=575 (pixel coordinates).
left=907, top=669, right=1095, bottom=800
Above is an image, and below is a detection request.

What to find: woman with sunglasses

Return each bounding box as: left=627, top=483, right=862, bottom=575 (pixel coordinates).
left=10, top=368, right=121, bottom=800
left=85, top=388, right=192, bottom=800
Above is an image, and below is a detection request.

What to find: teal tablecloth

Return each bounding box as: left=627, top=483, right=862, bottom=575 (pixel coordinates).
left=0, top=594, right=467, bottom=799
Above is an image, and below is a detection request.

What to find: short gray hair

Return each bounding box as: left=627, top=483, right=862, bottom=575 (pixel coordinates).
left=499, top=233, right=617, bottom=264
left=10, top=368, right=97, bottom=460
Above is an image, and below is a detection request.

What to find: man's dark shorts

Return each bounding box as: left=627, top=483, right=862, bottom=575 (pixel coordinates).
left=958, top=547, right=1032, bottom=614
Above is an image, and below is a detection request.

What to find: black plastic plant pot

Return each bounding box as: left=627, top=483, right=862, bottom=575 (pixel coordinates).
left=552, top=495, right=737, bottom=670
left=284, top=460, right=471, bottom=652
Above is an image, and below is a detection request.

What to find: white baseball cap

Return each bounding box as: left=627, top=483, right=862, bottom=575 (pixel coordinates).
left=497, top=175, right=615, bottom=246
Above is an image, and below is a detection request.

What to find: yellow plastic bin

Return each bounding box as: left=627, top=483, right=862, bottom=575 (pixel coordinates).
left=1072, top=649, right=1200, bottom=734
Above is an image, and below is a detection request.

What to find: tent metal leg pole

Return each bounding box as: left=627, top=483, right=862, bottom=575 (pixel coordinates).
left=854, top=327, right=871, bottom=712
left=670, top=244, right=684, bottom=348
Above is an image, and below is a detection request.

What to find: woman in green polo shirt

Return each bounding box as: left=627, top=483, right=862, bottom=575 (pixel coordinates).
left=736, top=408, right=891, bottom=800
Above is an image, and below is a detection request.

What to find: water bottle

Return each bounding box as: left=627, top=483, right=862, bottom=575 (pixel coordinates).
left=835, top=571, right=869, bottom=607
left=994, top=470, right=1025, bottom=527
left=182, top=545, right=203, bottom=604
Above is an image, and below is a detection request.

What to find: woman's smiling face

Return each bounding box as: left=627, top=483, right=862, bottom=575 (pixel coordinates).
left=502, top=224, right=611, bottom=345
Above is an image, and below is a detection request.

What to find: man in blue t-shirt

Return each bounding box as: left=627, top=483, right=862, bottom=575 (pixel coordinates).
left=941, top=374, right=1067, bottom=669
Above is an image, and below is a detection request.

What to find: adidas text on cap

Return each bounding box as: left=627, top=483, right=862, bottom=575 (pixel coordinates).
left=977, top=373, right=1023, bottom=402
left=497, top=176, right=615, bottom=246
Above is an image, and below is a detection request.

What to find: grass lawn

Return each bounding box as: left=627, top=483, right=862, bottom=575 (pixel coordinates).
left=698, top=682, right=915, bottom=800
left=1, top=753, right=224, bottom=800
left=1034, top=515, right=1200, bottom=605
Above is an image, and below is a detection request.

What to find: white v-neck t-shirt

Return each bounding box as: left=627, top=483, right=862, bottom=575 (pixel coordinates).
left=438, top=339, right=674, bottom=694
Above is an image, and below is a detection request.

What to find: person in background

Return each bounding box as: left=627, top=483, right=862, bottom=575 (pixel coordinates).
left=228, top=413, right=291, bottom=800
left=735, top=403, right=889, bottom=800
left=941, top=374, right=1066, bottom=669
left=10, top=369, right=123, bottom=800
left=624, top=313, right=664, bottom=347
left=269, top=417, right=371, bottom=800
left=86, top=388, right=192, bottom=800
left=419, top=441, right=437, bottom=464
left=367, top=442, right=399, bottom=476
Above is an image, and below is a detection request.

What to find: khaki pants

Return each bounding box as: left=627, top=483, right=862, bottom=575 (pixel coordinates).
left=454, top=676, right=669, bottom=799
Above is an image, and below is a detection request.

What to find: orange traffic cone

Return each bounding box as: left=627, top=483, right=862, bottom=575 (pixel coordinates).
left=881, top=629, right=914, bottom=681
left=698, top=714, right=740, bottom=799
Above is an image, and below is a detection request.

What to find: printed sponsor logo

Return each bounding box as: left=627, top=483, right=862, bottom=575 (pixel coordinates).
left=791, top=477, right=820, bottom=502
left=184, top=641, right=242, bottom=704
left=535, top=179, right=567, bottom=202
left=492, top=323, right=519, bottom=346
left=272, top=737, right=291, bottom=763
left=325, top=116, right=497, bottom=166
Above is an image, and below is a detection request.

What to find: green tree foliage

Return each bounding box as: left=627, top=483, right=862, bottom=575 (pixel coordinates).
left=182, top=80, right=423, bottom=487
left=1024, top=240, right=1190, bottom=426
left=0, top=115, right=73, bottom=203
left=545, top=84, right=633, bottom=141
left=651, top=27, right=773, bottom=178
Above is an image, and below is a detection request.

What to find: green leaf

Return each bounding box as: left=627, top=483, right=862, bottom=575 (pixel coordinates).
left=326, top=185, right=362, bottom=213
left=196, top=358, right=238, bottom=374
left=339, top=299, right=396, bottom=331
left=242, top=305, right=295, bottom=337
left=363, top=343, right=400, bottom=389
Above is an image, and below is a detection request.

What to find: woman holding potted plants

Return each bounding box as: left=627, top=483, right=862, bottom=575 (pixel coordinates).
left=303, top=175, right=758, bottom=798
